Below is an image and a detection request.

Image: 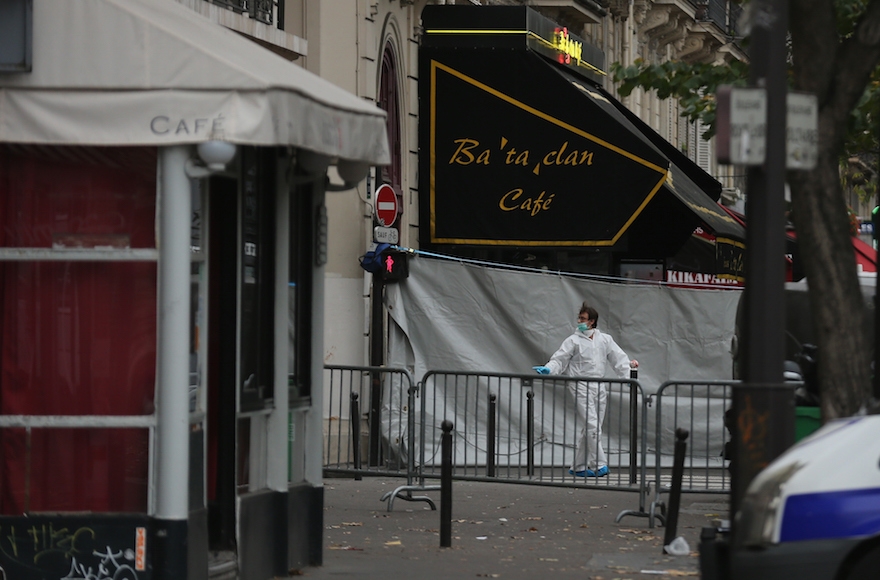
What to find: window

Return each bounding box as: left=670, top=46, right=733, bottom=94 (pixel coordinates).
left=0, top=145, right=157, bottom=513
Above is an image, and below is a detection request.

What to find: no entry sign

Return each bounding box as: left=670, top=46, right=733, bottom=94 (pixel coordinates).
left=374, top=184, right=398, bottom=227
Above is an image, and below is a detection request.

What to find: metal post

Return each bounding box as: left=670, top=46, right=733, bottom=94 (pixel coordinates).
left=663, top=428, right=689, bottom=548
left=875, top=173, right=880, bottom=401
left=155, top=145, right=192, bottom=578
left=369, top=272, right=384, bottom=466
left=734, top=0, right=794, bottom=524
left=526, top=390, right=535, bottom=476
left=440, top=420, right=453, bottom=548
left=350, top=392, right=362, bottom=480
left=629, top=367, right=639, bottom=485
left=487, top=393, right=496, bottom=477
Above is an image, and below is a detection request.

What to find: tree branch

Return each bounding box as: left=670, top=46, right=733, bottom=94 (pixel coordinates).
left=819, top=1, right=880, bottom=150
left=790, top=0, right=839, bottom=101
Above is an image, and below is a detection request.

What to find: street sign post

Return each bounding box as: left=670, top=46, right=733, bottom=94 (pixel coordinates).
left=374, top=184, right=399, bottom=227
left=786, top=92, right=818, bottom=171
left=717, top=87, right=818, bottom=172
left=374, top=226, right=399, bottom=244
left=716, top=87, right=768, bottom=166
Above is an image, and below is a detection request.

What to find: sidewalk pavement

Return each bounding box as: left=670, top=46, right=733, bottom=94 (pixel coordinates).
left=299, top=476, right=729, bottom=579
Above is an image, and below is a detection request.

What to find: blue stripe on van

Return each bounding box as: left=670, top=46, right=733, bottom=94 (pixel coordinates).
left=780, top=488, right=880, bottom=542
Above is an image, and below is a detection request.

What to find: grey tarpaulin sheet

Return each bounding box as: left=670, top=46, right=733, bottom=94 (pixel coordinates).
left=385, top=256, right=741, bottom=468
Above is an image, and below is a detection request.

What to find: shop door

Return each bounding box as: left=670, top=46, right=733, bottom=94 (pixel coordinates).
left=206, top=175, right=238, bottom=552
left=204, top=148, right=276, bottom=558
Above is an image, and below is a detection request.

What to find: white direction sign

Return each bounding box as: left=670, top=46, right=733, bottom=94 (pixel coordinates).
left=716, top=87, right=818, bottom=171
left=374, top=226, right=399, bottom=244
left=716, top=86, right=767, bottom=166
left=786, top=92, right=818, bottom=170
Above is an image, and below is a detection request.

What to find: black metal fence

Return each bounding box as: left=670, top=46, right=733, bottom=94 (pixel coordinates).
left=323, top=366, right=738, bottom=522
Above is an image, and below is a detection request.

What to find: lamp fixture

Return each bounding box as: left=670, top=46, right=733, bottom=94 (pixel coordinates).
left=292, top=150, right=374, bottom=191
left=185, top=140, right=238, bottom=178
left=336, top=159, right=370, bottom=184
left=198, top=141, right=237, bottom=170
left=298, top=149, right=332, bottom=175
left=325, top=158, right=372, bottom=191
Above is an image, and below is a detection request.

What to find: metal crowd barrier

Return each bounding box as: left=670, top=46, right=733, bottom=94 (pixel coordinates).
left=416, top=371, right=646, bottom=493
left=323, top=365, right=438, bottom=509
left=322, top=367, right=750, bottom=523
left=323, top=365, right=649, bottom=510
left=647, top=380, right=736, bottom=526
left=323, top=365, right=416, bottom=477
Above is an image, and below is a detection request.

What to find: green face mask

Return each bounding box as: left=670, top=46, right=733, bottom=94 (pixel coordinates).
left=577, top=322, right=589, bottom=333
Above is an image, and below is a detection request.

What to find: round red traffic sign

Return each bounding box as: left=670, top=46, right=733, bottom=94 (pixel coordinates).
left=375, top=184, right=398, bottom=227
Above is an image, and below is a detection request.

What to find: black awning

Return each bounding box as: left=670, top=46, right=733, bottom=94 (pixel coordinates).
left=550, top=65, right=745, bottom=241
left=591, top=83, right=724, bottom=200
left=665, top=164, right=744, bottom=241
left=418, top=6, right=745, bottom=256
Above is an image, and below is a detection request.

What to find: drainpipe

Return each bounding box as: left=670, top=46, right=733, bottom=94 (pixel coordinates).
left=624, top=0, right=634, bottom=66
left=154, top=145, right=192, bottom=578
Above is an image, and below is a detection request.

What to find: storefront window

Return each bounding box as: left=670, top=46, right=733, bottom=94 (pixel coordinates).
left=288, top=177, right=313, bottom=404
left=0, top=145, right=157, bottom=514
left=2, top=427, right=149, bottom=513
left=239, top=147, right=275, bottom=412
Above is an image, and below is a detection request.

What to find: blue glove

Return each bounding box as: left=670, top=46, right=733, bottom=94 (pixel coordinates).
left=532, top=366, right=551, bottom=375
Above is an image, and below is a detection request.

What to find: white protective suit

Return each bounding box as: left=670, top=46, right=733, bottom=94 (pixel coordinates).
left=543, top=327, right=632, bottom=473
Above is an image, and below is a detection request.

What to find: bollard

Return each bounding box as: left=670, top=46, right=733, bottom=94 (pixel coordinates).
left=350, top=392, right=362, bottom=481
left=663, top=427, right=689, bottom=549
left=487, top=393, right=497, bottom=477
left=526, top=390, right=535, bottom=476
left=629, top=366, right=639, bottom=485
left=440, top=420, right=453, bottom=548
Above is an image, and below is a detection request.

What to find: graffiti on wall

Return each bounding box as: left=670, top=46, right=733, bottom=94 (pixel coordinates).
left=0, top=516, right=149, bottom=580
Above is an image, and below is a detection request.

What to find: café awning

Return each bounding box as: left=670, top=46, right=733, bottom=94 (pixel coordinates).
left=0, top=0, right=390, bottom=165
left=419, top=5, right=744, bottom=262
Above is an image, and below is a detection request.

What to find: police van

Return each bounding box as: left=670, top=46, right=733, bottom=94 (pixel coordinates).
left=702, top=415, right=880, bottom=579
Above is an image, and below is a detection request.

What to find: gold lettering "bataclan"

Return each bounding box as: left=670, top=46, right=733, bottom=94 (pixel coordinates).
left=499, top=189, right=554, bottom=216
left=542, top=141, right=593, bottom=166
left=448, top=138, right=594, bottom=175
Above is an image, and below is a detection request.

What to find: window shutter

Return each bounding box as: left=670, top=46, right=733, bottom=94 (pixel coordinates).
left=695, top=119, right=713, bottom=173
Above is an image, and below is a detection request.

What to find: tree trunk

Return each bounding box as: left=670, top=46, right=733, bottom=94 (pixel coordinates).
left=789, top=161, right=871, bottom=419
left=787, top=0, right=880, bottom=419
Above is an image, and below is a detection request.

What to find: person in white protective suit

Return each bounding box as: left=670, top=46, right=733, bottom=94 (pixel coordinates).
left=533, top=302, right=638, bottom=477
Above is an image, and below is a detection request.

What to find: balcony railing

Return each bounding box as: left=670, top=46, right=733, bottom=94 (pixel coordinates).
left=209, top=0, right=282, bottom=27
left=691, top=0, right=743, bottom=40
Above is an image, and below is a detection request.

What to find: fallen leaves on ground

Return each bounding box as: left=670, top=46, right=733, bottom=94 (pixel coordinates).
left=618, top=528, right=651, bottom=534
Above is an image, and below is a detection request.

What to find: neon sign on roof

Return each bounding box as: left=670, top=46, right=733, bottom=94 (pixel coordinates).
left=553, top=27, right=583, bottom=65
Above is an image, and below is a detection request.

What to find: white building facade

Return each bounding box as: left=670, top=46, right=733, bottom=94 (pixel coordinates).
left=291, top=0, right=748, bottom=369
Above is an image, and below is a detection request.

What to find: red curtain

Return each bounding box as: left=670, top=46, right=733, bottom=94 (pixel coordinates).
left=0, top=146, right=157, bottom=514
